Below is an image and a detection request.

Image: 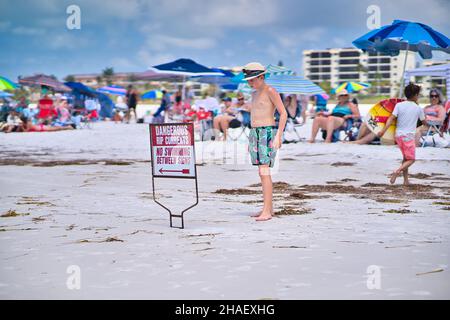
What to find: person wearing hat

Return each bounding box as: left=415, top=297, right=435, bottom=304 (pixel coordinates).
left=243, top=62, right=287, bottom=222
left=308, top=89, right=359, bottom=143
left=213, top=97, right=239, bottom=140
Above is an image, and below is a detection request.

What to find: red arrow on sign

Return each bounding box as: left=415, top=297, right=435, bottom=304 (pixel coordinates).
left=159, top=168, right=190, bottom=175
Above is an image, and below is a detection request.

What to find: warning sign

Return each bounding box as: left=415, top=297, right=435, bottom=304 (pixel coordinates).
left=149, top=123, right=196, bottom=178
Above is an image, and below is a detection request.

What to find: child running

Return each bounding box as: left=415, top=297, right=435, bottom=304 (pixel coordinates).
left=377, top=83, right=425, bottom=185
left=243, top=62, right=287, bottom=221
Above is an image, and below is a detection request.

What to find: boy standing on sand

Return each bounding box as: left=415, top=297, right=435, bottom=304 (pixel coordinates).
left=377, top=83, right=426, bottom=185
left=243, top=62, right=287, bottom=221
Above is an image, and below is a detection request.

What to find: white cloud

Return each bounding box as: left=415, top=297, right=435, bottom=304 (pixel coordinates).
left=12, top=26, right=46, bottom=36
left=192, top=0, right=279, bottom=27
left=137, top=49, right=176, bottom=67
left=153, top=35, right=217, bottom=50
left=48, top=33, right=89, bottom=49
left=110, top=57, right=137, bottom=70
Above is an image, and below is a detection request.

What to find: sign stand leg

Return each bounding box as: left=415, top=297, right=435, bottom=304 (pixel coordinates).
left=152, top=175, right=199, bottom=229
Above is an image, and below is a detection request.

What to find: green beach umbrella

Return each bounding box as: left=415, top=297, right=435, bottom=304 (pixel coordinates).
left=0, top=76, right=18, bottom=90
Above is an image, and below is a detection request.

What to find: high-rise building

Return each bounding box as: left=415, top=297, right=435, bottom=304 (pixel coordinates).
left=412, top=60, right=449, bottom=96
left=303, top=48, right=416, bottom=96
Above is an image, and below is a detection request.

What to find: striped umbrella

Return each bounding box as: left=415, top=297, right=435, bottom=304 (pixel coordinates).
left=0, top=90, right=14, bottom=98
left=239, top=75, right=325, bottom=95
left=97, top=85, right=126, bottom=96
left=0, top=76, right=18, bottom=90
left=265, top=75, right=325, bottom=95
left=265, top=64, right=294, bottom=77
left=18, top=74, right=71, bottom=92
left=333, top=82, right=371, bottom=94
left=232, top=64, right=294, bottom=83
left=141, top=90, right=163, bottom=99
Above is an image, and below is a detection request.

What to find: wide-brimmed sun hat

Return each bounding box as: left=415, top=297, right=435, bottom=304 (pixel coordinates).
left=242, top=62, right=267, bottom=81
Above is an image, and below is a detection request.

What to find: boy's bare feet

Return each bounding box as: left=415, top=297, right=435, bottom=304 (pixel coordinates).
left=255, top=212, right=272, bottom=221
left=307, top=139, right=315, bottom=143
left=251, top=210, right=273, bottom=217
left=390, top=171, right=400, bottom=184
left=403, top=179, right=410, bottom=186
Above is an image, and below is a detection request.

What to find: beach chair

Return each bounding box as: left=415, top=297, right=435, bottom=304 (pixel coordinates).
left=343, top=118, right=362, bottom=141
left=321, top=118, right=355, bottom=142
left=420, top=120, right=443, bottom=147
left=37, top=98, right=56, bottom=123
left=189, top=107, right=214, bottom=141
left=275, top=104, right=303, bottom=143
left=441, top=101, right=450, bottom=136
left=228, top=109, right=251, bottom=141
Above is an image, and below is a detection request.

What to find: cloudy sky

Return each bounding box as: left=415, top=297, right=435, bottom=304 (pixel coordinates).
left=1, top=0, right=449, bottom=81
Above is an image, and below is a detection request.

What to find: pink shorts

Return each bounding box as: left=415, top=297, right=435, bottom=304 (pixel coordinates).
left=395, top=135, right=416, bottom=160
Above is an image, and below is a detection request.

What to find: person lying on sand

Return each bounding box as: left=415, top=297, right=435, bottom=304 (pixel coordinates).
left=19, top=116, right=75, bottom=133
left=244, top=62, right=287, bottom=221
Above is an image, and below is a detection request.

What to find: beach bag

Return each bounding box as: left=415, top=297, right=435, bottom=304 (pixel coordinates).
left=424, top=133, right=449, bottom=148
left=283, top=119, right=299, bottom=143
left=229, top=118, right=241, bottom=128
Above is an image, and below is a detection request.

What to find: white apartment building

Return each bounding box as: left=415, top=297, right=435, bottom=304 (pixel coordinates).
left=303, top=48, right=416, bottom=96
left=412, top=59, right=449, bottom=96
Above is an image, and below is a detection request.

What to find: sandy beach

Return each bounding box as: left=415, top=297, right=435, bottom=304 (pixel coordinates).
left=0, top=121, right=449, bottom=299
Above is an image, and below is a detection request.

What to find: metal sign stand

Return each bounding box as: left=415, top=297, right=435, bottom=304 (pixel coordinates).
left=149, top=123, right=199, bottom=229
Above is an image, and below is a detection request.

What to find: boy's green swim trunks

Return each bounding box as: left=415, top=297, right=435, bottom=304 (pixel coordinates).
left=248, top=126, right=278, bottom=168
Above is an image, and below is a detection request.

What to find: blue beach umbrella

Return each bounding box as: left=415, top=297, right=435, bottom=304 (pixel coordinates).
left=353, top=20, right=450, bottom=95
left=353, top=20, right=450, bottom=58
left=191, top=68, right=238, bottom=91
left=151, top=58, right=223, bottom=100
left=151, top=58, right=224, bottom=77
left=65, top=82, right=97, bottom=96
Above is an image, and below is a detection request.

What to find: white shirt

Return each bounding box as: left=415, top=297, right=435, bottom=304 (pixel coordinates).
left=392, top=101, right=425, bottom=137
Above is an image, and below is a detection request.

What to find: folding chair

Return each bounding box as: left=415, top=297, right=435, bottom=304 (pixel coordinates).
left=421, top=120, right=443, bottom=147
left=228, top=110, right=251, bottom=141
left=37, top=98, right=57, bottom=123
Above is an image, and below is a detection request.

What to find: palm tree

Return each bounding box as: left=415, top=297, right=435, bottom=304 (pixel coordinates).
left=102, top=67, right=115, bottom=86
left=96, top=75, right=103, bottom=86
left=64, top=75, right=75, bottom=82
left=318, top=81, right=332, bottom=94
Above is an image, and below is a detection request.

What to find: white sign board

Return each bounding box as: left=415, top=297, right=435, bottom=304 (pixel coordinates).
left=150, top=123, right=196, bottom=178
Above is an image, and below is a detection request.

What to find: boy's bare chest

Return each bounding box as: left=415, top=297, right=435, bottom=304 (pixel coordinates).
left=252, top=92, right=273, bottom=111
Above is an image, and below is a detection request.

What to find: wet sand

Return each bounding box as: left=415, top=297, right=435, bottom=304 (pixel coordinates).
left=0, top=121, right=449, bottom=299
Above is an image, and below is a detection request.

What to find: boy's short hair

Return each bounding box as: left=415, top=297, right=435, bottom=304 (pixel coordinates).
left=404, top=83, right=421, bottom=99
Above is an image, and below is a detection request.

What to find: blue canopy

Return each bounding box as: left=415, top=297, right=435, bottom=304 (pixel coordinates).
left=97, top=92, right=114, bottom=119
left=151, top=58, right=224, bottom=77
left=64, top=82, right=97, bottom=96
left=191, top=68, right=237, bottom=89
left=353, top=20, right=450, bottom=59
